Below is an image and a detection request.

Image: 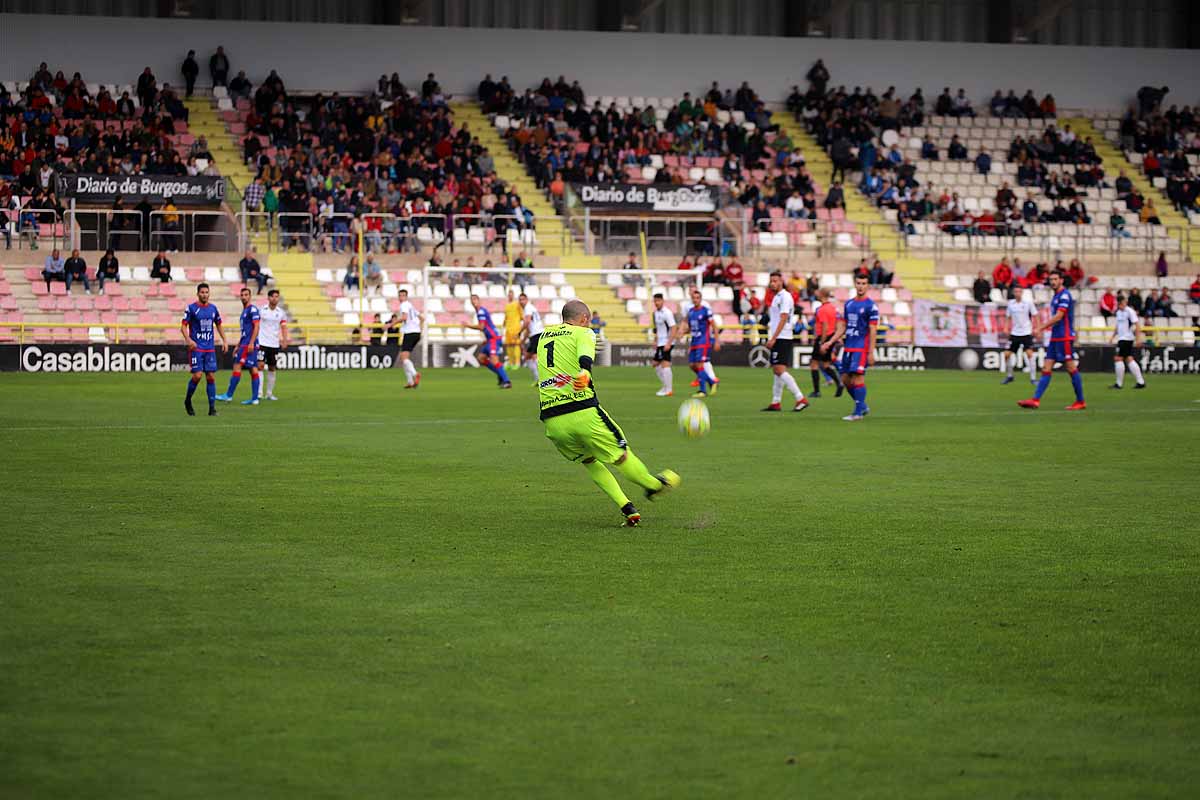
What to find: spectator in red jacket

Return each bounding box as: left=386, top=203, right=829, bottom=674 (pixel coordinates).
left=1100, top=288, right=1117, bottom=319
left=992, top=257, right=1013, bottom=295
left=723, top=258, right=744, bottom=286
left=1190, top=275, right=1200, bottom=304
left=1066, top=259, right=1085, bottom=288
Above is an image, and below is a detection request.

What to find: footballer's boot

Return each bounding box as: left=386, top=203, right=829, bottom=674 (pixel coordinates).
left=1108, top=383, right=1122, bottom=389
left=621, top=503, right=642, bottom=527
left=761, top=403, right=782, bottom=412
left=185, top=398, right=195, bottom=416
left=1065, top=401, right=1087, bottom=411
left=645, top=470, right=681, bottom=501
left=208, top=406, right=219, bottom=416
left=1133, top=382, right=1146, bottom=389
left=1001, top=376, right=1014, bottom=385
left=809, top=390, right=822, bottom=398
left=690, top=378, right=700, bottom=387
left=794, top=398, right=810, bottom=412
left=691, top=391, right=707, bottom=399
left=1017, top=398, right=1040, bottom=409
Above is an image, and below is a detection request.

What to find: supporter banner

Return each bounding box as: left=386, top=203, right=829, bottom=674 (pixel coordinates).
left=915, top=299, right=1055, bottom=349
left=1, top=344, right=420, bottom=372
left=57, top=174, right=227, bottom=206
left=573, top=183, right=719, bottom=213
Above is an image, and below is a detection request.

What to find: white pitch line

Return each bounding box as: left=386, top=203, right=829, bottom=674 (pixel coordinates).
left=1, top=405, right=1197, bottom=434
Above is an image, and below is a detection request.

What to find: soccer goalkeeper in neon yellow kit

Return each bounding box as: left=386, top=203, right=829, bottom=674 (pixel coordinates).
left=537, top=299, right=680, bottom=526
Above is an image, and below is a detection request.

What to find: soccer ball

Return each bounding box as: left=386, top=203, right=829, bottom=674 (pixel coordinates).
left=677, top=398, right=711, bottom=438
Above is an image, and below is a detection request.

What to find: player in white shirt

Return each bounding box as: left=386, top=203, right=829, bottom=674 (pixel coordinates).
left=650, top=292, right=677, bottom=396
left=760, top=271, right=808, bottom=412
left=1109, top=294, right=1146, bottom=390
left=1002, top=285, right=1038, bottom=385
left=257, top=289, right=289, bottom=400
left=518, top=291, right=544, bottom=383
left=396, top=288, right=423, bottom=389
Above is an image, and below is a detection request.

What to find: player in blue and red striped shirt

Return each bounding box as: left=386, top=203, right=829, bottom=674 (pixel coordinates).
left=217, top=286, right=263, bottom=406
left=1019, top=270, right=1086, bottom=411
left=181, top=283, right=229, bottom=416
left=828, top=274, right=879, bottom=421
left=469, top=294, right=512, bottom=388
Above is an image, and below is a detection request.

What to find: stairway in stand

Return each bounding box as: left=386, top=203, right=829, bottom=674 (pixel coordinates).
left=264, top=252, right=330, bottom=340
left=1066, top=116, right=1192, bottom=261
left=772, top=115, right=903, bottom=261
left=452, top=102, right=570, bottom=257
left=184, top=97, right=268, bottom=253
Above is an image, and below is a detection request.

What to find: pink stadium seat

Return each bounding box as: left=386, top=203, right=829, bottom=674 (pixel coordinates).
left=37, top=296, right=55, bottom=311
left=185, top=268, right=204, bottom=282
left=130, top=296, right=148, bottom=311
left=75, top=295, right=94, bottom=310
left=166, top=298, right=186, bottom=312
left=55, top=296, right=75, bottom=311
left=49, top=282, right=67, bottom=296
left=31, top=282, right=49, bottom=296
left=125, top=329, right=146, bottom=343
left=93, top=295, right=112, bottom=310
left=1, top=296, right=18, bottom=311
left=104, top=283, right=123, bottom=296
left=101, top=312, right=119, bottom=325
left=617, top=287, right=635, bottom=300
left=815, top=208, right=831, bottom=221
left=24, top=267, right=41, bottom=281
left=81, top=312, right=101, bottom=324
left=159, top=283, right=177, bottom=297
left=0, top=282, right=11, bottom=295
left=144, top=283, right=158, bottom=297
left=830, top=208, right=846, bottom=221
left=154, top=313, right=174, bottom=325
left=63, top=311, right=83, bottom=324
left=326, top=284, right=344, bottom=298
left=112, top=296, right=131, bottom=311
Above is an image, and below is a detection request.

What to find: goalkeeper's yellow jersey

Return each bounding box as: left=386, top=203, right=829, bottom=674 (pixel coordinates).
left=536, top=323, right=597, bottom=420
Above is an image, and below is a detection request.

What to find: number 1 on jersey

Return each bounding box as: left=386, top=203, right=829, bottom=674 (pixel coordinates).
left=545, top=340, right=556, bottom=367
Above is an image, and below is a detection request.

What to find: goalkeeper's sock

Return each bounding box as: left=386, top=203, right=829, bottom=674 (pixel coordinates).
left=584, top=460, right=629, bottom=509
left=615, top=449, right=663, bottom=492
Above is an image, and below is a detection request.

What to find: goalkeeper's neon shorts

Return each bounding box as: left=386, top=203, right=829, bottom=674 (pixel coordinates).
left=543, top=406, right=628, bottom=463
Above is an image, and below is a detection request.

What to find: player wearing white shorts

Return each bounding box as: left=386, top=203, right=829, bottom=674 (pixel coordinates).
left=651, top=293, right=677, bottom=396
left=1109, top=294, right=1146, bottom=390
left=1002, top=285, right=1038, bottom=385
left=258, top=289, right=288, bottom=400
left=760, top=271, right=808, bottom=412
left=397, top=288, right=423, bottom=389
left=519, top=291, right=544, bottom=383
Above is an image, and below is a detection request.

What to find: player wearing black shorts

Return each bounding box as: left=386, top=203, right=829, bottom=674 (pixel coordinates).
left=809, top=287, right=842, bottom=397
left=760, top=271, right=808, bottom=412
left=258, top=289, right=288, bottom=400
left=650, top=293, right=678, bottom=397
left=1109, top=294, right=1146, bottom=389
left=396, top=289, right=423, bottom=389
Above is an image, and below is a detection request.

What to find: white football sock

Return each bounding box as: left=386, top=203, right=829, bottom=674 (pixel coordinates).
left=1114, top=361, right=1125, bottom=387
left=1027, top=352, right=1037, bottom=379
left=266, top=371, right=277, bottom=395
left=528, top=359, right=540, bottom=382
left=771, top=374, right=783, bottom=404
left=1005, top=354, right=1014, bottom=378
left=781, top=372, right=804, bottom=401
left=403, top=359, right=417, bottom=381
left=704, top=362, right=717, bottom=381
left=662, top=365, right=673, bottom=390
left=1128, top=359, right=1144, bottom=385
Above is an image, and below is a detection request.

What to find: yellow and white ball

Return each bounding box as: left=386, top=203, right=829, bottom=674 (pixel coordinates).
left=677, top=398, right=711, bottom=438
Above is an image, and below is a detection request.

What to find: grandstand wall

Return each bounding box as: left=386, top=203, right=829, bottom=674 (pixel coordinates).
left=5, top=13, right=1200, bottom=108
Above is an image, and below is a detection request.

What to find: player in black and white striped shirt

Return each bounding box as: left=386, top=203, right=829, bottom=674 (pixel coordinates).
left=1109, top=294, right=1146, bottom=390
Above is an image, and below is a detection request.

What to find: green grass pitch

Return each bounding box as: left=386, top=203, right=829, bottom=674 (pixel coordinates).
left=1, top=367, right=1197, bottom=798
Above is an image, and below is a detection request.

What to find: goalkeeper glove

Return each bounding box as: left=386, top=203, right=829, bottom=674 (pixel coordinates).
left=572, top=371, right=591, bottom=391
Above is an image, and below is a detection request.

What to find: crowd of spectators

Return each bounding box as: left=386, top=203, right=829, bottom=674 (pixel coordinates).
left=239, top=70, right=535, bottom=253
left=787, top=66, right=1150, bottom=240
left=1117, top=89, right=1200, bottom=217
left=483, top=74, right=840, bottom=219
left=972, top=256, right=1094, bottom=303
